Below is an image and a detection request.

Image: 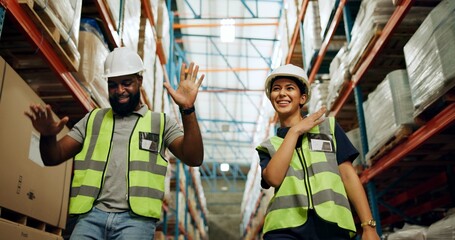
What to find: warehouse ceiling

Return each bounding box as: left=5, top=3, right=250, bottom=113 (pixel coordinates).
left=172, top=0, right=283, bottom=169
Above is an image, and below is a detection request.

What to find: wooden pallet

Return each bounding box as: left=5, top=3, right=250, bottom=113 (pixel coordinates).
left=0, top=207, right=63, bottom=236
left=413, top=81, right=455, bottom=125
left=18, top=0, right=80, bottom=72
left=366, top=125, right=414, bottom=166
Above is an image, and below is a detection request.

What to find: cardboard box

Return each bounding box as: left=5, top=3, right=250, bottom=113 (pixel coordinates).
left=0, top=57, right=72, bottom=229
left=0, top=218, right=62, bottom=240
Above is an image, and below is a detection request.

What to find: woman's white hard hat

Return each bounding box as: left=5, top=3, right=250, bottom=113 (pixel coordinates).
left=264, top=64, right=311, bottom=103
left=104, top=47, right=145, bottom=78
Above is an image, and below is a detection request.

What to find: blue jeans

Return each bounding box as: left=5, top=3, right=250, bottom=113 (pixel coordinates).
left=69, top=207, right=158, bottom=240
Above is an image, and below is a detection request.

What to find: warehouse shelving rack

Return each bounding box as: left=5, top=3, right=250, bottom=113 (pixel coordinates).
left=0, top=0, right=209, bottom=239
left=244, top=0, right=454, bottom=238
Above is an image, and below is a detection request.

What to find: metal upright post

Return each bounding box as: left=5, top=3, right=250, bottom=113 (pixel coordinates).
left=175, top=160, right=181, bottom=239
left=0, top=6, right=5, bottom=39
left=344, top=3, right=382, bottom=236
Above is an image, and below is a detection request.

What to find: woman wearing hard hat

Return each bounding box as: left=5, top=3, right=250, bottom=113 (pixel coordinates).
left=25, top=47, right=205, bottom=239
left=256, top=64, right=380, bottom=239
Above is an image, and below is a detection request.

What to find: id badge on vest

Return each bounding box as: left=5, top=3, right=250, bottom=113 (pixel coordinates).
left=139, top=132, right=159, bottom=153
left=308, top=133, right=334, bottom=152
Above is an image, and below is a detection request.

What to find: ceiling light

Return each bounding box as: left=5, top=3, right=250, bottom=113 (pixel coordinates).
left=220, top=163, right=230, bottom=172
left=220, top=18, right=235, bottom=42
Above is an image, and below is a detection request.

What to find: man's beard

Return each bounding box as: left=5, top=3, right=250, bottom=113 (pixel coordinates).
left=109, top=91, right=141, bottom=116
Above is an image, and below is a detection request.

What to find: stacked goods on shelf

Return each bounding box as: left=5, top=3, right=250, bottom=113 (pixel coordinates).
left=345, top=128, right=365, bottom=174
left=318, top=0, right=337, bottom=38
left=302, top=1, right=322, bottom=73
left=105, top=0, right=142, bottom=52
left=77, top=18, right=110, bottom=108
left=156, top=0, right=171, bottom=63
left=363, top=70, right=415, bottom=166
left=0, top=57, right=72, bottom=235
left=138, top=17, right=158, bottom=111
left=308, top=78, right=329, bottom=114
left=326, top=46, right=350, bottom=110
left=283, top=0, right=299, bottom=48
left=426, top=208, right=455, bottom=240
left=346, top=0, right=395, bottom=74
left=33, top=0, right=82, bottom=68
left=403, top=0, right=455, bottom=118
left=154, top=55, right=165, bottom=112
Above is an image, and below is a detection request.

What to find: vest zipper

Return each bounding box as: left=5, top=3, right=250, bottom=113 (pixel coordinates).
left=296, top=147, right=314, bottom=209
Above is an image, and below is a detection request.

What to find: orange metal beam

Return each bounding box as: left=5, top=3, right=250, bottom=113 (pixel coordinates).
left=95, top=0, right=121, bottom=47
left=308, top=0, right=346, bottom=83
left=173, top=22, right=278, bottom=29
left=285, top=0, right=309, bottom=65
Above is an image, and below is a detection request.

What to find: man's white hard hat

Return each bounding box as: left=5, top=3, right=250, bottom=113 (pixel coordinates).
left=264, top=64, right=311, bottom=104
left=104, top=47, right=145, bottom=79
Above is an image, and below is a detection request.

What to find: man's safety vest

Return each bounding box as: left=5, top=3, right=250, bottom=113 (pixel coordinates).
left=69, top=108, right=168, bottom=219
left=256, top=117, right=356, bottom=236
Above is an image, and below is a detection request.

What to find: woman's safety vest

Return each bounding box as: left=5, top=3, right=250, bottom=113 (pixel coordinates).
left=69, top=108, right=168, bottom=219
left=256, top=117, right=356, bottom=236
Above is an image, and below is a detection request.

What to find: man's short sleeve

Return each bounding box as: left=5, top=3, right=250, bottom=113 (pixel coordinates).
left=164, top=115, right=184, bottom=148
left=67, top=113, right=90, bottom=143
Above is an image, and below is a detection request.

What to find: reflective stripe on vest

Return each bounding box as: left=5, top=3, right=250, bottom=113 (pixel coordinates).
left=257, top=117, right=356, bottom=236
left=69, top=108, right=167, bottom=218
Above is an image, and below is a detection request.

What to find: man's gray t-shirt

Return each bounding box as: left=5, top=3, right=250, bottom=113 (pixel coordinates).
left=67, top=105, right=183, bottom=213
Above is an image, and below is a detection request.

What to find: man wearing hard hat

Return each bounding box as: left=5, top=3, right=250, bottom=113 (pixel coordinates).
left=256, top=64, right=380, bottom=239
left=25, top=47, right=205, bottom=239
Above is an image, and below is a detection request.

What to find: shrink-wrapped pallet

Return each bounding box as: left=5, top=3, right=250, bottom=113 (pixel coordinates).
left=308, top=79, right=329, bottom=114
left=386, top=224, right=427, bottom=240
left=78, top=19, right=110, bottom=108
left=326, top=46, right=350, bottom=110
left=346, top=128, right=365, bottom=174
left=363, top=70, right=414, bottom=164
left=139, top=18, right=157, bottom=111
left=426, top=209, right=455, bottom=240
left=403, top=0, right=455, bottom=114
left=347, top=0, right=395, bottom=73
left=318, top=0, right=337, bottom=38
left=302, top=1, right=322, bottom=73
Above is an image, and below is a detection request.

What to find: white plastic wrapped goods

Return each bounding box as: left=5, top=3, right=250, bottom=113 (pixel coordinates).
left=347, top=0, right=395, bottom=73
left=308, top=80, right=329, bottom=114
left=318, top=0, right=337, bottom=38
left=140, top=19, right=157, bottom=110
left=403, top=0, right=455, bottom=112
left=345, top=128, right=365, bottom=173
left=363, top=70, right=414, bottom=162
left=386, top=224, right=427, bottom=240
left=302, top=1, right=322, bottom=73
left=426, top=209, right=455, bottom=240
left=326, top=46, right=350, bottom=110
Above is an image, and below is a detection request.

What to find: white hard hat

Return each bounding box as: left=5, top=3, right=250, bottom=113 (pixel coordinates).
left=264, top=64, right=311, bottom=104
left=104, top=47, right=145, bottom=78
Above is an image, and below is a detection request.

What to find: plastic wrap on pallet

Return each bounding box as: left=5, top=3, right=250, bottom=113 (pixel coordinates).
left=318, top=0, right=337, bottom=38
left=426, top=208, right=455, bottom=240
left=302, top=1, right=322, bottom=73
left=403, top=0, right=455, bottom=113
left=33, top=0, right=82, bottom=65
left=345, top=128, right=365, bottom=174
left=386, top=224, right=427, bottom=240
left=123, top=0, right=141, bottom=52
left=326, top=46, right=350, bottom=110
left=283, top=0, right=298, bottom=45
left=363, top=70, right=414, bottom=163
left=78, top=20, right=110, bottom=108
left=308, top=79, right=329, bottom=114
left=347, top=0, right=395, bottom=73
left=140, top=19, right=157, bottom=111
left=156, top=0, right=170, bottom=61
left=154, top=57, right=165, bottom=112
